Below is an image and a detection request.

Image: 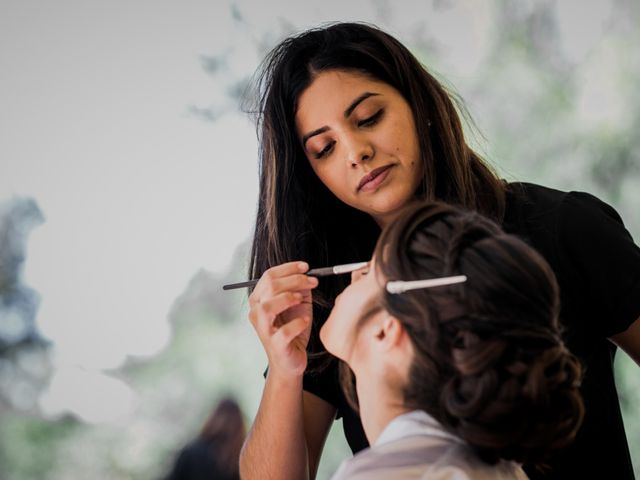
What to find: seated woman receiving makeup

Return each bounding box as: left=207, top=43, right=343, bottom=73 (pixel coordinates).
left=320, top=202, right=585, bottom=480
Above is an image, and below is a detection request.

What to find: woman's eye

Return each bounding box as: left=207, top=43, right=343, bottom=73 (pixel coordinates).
left=314, top=141, right=335, bottom=159
left=351, top=265, right=370, bottom=283
left=358, top=109, right=384, bottom=127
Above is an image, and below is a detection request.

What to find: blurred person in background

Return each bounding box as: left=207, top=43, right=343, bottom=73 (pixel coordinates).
left=165, top=396, right=245, bottom=480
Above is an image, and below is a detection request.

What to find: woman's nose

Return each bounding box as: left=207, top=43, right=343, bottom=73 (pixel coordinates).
left=344, top=133, right=374, bottom=167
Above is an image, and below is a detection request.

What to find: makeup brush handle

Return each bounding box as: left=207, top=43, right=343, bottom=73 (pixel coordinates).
left=222, top=261, right=368, bottom=290
left=222, top=279, right=259, bottom=290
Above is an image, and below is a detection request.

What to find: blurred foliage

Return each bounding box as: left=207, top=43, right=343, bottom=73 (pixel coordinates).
left=617, top=353, right=640, bottom=465
left=0, top=197, right=45, bottom=351
left=0, top=413, right=78, bottom=480
left=0, top=197, right=51, bottom=417
left=1, top=1, right=638, bottom=479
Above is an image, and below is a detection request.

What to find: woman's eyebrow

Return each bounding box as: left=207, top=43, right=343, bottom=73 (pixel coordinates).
left=302, top=126, right=329, bottom=149
left=301, top=92, right=381, bottom=150
left=344, top=92, right=380, bottom=118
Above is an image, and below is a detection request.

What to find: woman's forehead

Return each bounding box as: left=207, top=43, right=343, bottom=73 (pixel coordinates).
left=295, top=70, right=390, bottom=121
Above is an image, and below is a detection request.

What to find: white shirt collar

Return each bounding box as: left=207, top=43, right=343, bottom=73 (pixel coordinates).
left=373, top=409, right=462, bottom=447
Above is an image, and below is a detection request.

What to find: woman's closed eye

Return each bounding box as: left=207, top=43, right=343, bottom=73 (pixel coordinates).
left=357, top=108, right=384, bottom=127
left=351, top=263, right=371, bottom=282
left=313, top=110, right=384, bottom=159
left=314, top=140, right=336, bottom=159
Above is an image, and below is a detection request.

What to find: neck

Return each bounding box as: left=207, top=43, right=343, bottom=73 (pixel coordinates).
left=356, top=378, right=410, bottom=445
left=372, top=212, right=394, bottom=229
left=370, top=193, right=422, bottom=228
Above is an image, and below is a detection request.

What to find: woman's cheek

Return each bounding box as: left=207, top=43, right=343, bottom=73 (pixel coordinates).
left=320, top=311, right=344, bottom=352
left=319, top=323, right=328, bottom=346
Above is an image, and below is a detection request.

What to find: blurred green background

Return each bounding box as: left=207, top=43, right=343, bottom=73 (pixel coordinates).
left=1, top=1, right=638, bottom=479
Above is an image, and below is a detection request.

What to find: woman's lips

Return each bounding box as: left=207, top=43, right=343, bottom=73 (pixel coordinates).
left=358, top=164, right=394, bottom=192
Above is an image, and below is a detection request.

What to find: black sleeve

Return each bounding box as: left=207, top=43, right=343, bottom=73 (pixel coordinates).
left=557, top=191, right=640, bottom=337
left=302, top=360, right=343, bottom=418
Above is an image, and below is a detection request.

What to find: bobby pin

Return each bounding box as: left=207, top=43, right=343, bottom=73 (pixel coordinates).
left=386, top=275, right=467, bottom=294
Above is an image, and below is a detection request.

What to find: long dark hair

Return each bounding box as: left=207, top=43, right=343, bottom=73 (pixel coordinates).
left=248, top=22, right=506, bottom=363
left=352, top=202, right=584, bottom=467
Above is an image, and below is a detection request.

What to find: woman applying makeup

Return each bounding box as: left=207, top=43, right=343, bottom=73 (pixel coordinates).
left=239, top=22, right=640, bottom=480
left=321, top=201, right=583, bottom=479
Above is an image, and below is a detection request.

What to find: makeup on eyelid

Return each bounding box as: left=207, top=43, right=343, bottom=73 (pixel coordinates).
left=308, top=108, right=385, bottom=159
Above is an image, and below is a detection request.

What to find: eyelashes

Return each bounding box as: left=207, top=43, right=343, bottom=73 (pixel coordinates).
left=357, top=108, right=384, bottom=127
left=313, top=109, right=385, bottom=160
left=352, top=262, right=371, bottom=282
left=315, top=140, right=335, bottom=159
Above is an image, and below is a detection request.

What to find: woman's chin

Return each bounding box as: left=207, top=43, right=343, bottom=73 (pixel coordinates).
left=369, top=191, right=415, bottom=214
left=368, top=202, right=410, bottom=227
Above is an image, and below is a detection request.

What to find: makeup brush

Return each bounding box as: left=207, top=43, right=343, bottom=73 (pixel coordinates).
left=222, top=261, right=369, bottom=290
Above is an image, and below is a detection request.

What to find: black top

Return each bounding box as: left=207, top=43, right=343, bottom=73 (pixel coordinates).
left=303, top=182, right=640, bottom=480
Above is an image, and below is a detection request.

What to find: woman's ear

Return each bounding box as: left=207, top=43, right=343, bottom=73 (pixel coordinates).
left=374, top=315, right=405, bottom=351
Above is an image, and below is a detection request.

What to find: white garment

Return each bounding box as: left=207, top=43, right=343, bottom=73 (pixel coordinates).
left=330, top=410, right=529, bottom=480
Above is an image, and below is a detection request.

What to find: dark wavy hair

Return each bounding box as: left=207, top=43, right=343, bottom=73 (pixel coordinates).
left=248, top=22, right=506, bottom=367
left=343, top=202, right=584, bottom=468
